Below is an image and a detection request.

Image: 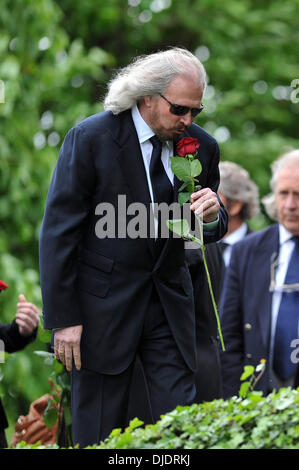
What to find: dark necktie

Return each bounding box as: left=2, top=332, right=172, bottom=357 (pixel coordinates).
left=218, top=240, right=229, bottom=255
left=273, top=237, right=299, bottom=381
left=149, top=136, right=173, bottom=254
left=149, top=136, right=173, bottom=206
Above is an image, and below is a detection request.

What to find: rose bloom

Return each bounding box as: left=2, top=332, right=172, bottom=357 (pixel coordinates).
left=0, top=280, right=8, bottom=292
left=177, top=137, right=200, bottom=157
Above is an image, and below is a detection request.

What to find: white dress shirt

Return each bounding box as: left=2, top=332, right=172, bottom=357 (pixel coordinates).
left=131, top=105, right=174, bottom=198
left=222, top=222, right=248, bottom=267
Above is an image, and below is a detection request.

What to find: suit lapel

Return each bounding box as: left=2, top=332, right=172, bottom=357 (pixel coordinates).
left=113, top=110, right=151, bottom=206
left=112, top=111, right=155, bottom=258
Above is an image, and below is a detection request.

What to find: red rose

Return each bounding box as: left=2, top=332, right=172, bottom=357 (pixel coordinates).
left=177, top=137, right=200, bottom=157
left=0, top=280, right=8, bottom=292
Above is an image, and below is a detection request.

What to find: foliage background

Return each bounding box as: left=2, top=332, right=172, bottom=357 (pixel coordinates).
left=0, top=0, right=299, bottom=443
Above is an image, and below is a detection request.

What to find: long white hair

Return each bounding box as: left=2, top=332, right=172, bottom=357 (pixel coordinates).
left=104, top=47, right=206, bottom=115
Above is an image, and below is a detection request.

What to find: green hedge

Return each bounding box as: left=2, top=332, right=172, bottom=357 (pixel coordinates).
left=13, top=386, right=299, bottom=449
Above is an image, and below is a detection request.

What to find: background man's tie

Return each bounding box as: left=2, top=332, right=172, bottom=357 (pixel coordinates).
left=217, top=240, right=229, bottom=255
left=273, top=237, right=299, bottom=380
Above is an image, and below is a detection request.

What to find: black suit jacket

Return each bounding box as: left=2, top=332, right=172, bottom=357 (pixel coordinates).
left=220, top=224, right=299, bottom=398
left=0, top=321, right=36, bottom=431
left=39, top=110, right=228, bottom=375
left=127, top=243, right=225, bottom=423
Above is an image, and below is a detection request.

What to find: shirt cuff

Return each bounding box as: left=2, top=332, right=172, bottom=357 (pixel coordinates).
left=203, top=216, right=219, bottom=231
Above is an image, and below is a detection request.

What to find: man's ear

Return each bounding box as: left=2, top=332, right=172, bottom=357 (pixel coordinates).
left=143, top=95, right=153, bottom=108
left=229, top=200, right=243, bottom=217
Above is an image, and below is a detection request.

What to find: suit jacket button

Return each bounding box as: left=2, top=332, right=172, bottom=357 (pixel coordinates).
left=246, top=353, right=252, bottom=359
left=245, top=323, right=252, bottom=331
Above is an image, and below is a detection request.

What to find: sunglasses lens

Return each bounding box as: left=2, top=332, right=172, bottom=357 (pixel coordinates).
left=191, top=106, right=204, bottom=118
left=170, top=105, right=204, bottom=117
left=170, top=105, right=189, bottom=116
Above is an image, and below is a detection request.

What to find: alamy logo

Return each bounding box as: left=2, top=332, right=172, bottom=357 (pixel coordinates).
left=94, top=195, right=202, bottom=243
left=0, top=80, right=5, bottom=103
left=290, top=339, right=299, bottom=364
left=290, top=79, right=299, bottom=104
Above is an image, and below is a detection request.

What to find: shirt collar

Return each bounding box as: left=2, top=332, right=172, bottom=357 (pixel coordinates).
left=279, top=223, right=296, bottom=246
left=131, top=105, right=154, bottom=144
left=224, top=222, right=248, bottom=245
left=131, top=105, right=172, bottom=150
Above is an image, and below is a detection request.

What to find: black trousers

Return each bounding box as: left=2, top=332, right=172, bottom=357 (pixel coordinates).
left=71, top=291, right=196, bottom=448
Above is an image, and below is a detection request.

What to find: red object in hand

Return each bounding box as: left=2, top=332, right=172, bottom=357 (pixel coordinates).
left=0, top=280, right=8, bottom=292
left=177, top=137, right=200, bottom=157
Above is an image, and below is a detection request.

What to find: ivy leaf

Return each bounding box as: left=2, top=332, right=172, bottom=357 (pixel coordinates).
left=128, top=417, right=144, bottom=431
left=240, top=365, right=255, bottom=381
left=239, top=381, right=251, bottom=398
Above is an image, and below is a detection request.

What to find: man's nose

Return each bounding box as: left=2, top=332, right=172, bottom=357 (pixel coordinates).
left=285, top=194, right=297, bottom=209
left=180, top=111, right=193, bottom=128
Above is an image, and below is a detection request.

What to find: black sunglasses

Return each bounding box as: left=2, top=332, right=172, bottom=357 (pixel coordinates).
left=159, top=93, right=204, bottom=118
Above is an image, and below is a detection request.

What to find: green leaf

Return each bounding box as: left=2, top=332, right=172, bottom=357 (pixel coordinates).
left=57, top=371, right=71, bottom=390
left=239, top=381, right=251, bottom=398
left=240, top=365, right=255, bottom=381
left=170, top=157, right=191, bottom=182
left=34, top=350, right=56, bottom=365
left=178, top=191, right=193, bottom=205
left=43, top=401, right=58, bottom=429
left=128, top=417, right=144, bottom=431
left=190, top=159, right=202, bottom=177
left=178, top=181, right=190, bottom=192
left=167, top=219, right=190, bottom=238
left=110, top=428, right=122, bottom=438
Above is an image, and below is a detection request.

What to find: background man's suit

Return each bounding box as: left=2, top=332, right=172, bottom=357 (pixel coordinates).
left=220, top=224, right=299, bottom=398
left=39, top=110, right=227, bottom=444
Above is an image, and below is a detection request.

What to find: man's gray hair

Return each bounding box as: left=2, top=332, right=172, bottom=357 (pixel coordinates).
left=262, top=149, right=299, bottom=220
left=104, top=47, right=206, bottom=115
left=218, top=161, right=260, bottom=220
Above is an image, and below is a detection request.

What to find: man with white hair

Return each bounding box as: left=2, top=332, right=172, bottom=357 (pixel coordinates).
left=39, top=47, right=227, bottom=446
left=220, top=150, right=299, bottom=398
left=218, top=161, right=260, bottom=267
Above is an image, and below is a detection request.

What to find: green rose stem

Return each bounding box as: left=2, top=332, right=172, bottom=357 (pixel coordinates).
left=187, top=221, right=225, bottom=352
left=169, top=144, right=225, bottom=351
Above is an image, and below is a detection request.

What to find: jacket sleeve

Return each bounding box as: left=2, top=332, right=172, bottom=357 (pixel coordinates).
left=203, top=141, right=228, bottom=242
left=189, top=141, right=227, bottom=244
left=219, top=244, right=245, bottom=398
left=0, top=320, right=37, bottom=353
left=39, top=125, right=96, bottom=330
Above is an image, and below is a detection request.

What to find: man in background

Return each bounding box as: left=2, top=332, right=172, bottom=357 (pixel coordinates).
left=217, top=161, right=260, bottom=268
left=0, top=285, right=40, bottom=448
left=220, top=150, right=299, bottom=397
